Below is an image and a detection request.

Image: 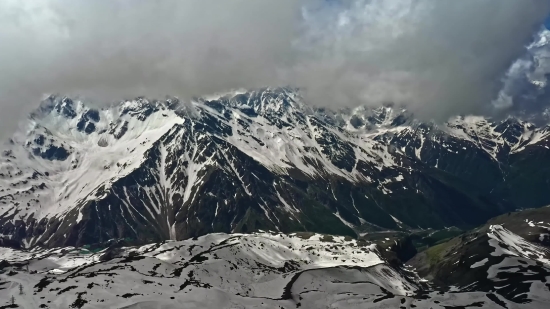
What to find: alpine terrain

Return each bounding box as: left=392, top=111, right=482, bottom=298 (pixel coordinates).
left=0, top=31, right=550, bottom=309
left=3, top=88, right=550, bottom=248
left=0, top=216, right=549, bottom=308
left=0, top=88, right=550, bottom=308
left=2, top=0, right=550, bottom=307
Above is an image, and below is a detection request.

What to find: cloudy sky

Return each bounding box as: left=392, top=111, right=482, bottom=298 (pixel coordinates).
left=1, top=0, right=549, bottom=134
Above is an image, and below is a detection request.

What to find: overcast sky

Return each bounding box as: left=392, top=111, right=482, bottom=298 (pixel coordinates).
left=1, top=0, right=549, bottom=135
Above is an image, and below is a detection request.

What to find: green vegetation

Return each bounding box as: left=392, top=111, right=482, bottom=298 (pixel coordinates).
left=423, top=242, right=450, bottom=265
left=411, top=228, right=463, bottom=252
left=79, top=244, right=107, bottom=254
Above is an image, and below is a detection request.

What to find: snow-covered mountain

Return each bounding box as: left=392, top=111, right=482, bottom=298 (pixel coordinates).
left=409, top=205, right=550, bottom=307
left=1, top=228, right=548, bottom=309
left=2, top=88, right=550, bottom=248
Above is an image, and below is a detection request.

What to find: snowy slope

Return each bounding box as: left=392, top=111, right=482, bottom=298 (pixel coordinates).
left=0, top=97, right=184, bottom=222
left=409, top=207, right=550, bottom=307
left=1, top=88, right=550, bottom=248
left=1, top=231, right=547, bottom=309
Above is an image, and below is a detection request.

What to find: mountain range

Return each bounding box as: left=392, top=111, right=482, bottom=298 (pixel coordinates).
left=1, top=88, right=550, bottom=249
left=1, top=88, right=550, bottom=307
left=0, top=208, right=549, bottom=308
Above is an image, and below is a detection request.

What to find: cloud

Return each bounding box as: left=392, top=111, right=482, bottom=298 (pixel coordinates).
left=294, top=0, right=550, bottom=120
left=0, top=0, right=549, bottom=135
left=492, top=28, right=550, bottom=120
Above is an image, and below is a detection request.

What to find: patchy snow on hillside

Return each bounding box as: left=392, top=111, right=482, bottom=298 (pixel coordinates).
left=1, top=231, right=549, bottom=308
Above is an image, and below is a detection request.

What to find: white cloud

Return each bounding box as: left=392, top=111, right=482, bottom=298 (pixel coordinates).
left=0, top=0, right=549, bottom=135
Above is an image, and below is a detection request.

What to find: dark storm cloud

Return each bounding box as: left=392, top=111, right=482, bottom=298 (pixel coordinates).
left=293, top=0, right=550, bottom=120
left=0, top=0, right=549, bottom=135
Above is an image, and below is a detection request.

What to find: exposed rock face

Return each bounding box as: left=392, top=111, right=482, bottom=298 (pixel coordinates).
left=1, top=88, right=550, bottom=248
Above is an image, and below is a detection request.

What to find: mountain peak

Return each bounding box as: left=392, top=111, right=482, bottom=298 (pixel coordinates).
left=31, top=95, right=79, bottom=120
left=2, top=87, right=550, bottom=253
